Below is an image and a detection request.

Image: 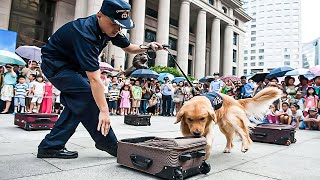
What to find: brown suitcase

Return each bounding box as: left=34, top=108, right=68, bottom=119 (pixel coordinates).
left=124, top=115, right=151, bottom=126
left=117, top=136, right=211, bottom=180
left=14, top=113, right=58, bottom=131
left=250, top=124, right=297, bottom=146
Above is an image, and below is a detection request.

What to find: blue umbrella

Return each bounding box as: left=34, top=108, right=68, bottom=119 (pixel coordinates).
left=172, top=77, right=186, bottom=83
left=266, top=66, right=294, bottom=78
left=199, top=76, right=215, bottom=83
left=0, top=50, right=26, bottom=66
left=130, top=69, right=159, bottom=79
left=285, top=68, right=314, bottom=76
left=158, top=72, right=174, bottom=82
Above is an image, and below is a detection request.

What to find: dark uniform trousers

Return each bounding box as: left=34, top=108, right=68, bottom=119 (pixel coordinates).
left=38, top=63, right=117, bottom=150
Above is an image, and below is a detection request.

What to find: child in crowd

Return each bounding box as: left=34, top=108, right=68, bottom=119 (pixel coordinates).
left=108, top=83, right=120, bottom=115
left=313, top=77, right=320, bottom=96
left=52, top=86, right=62, bottom=114
left=266, top=104, right=279, bottom=124
left=41, top=79, right=53, bottom=113
left=26, top=74, right=36, bottom=112
left=119, top=85, right=130, bottom=115
left=14, top=76, right=28, bottom=113
left=304, top=108, right=320, bottom=130
left=278, top=91, right=289, bottom=111
left=30, top=76, right=45, bottom=113
left=131, top=80, right=142, bottom=115
left=295, top=91, right=305, bottom=111
left=290, top=103, right=304, bottom=130
left=277, top=102, right=292, bottom=125
left=155, top=88, right=162, bottom=115
left=304, top=86, right=318, bottom=116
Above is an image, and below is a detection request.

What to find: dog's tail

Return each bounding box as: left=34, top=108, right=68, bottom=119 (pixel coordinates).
left=238, top=87, right=282, bottom=119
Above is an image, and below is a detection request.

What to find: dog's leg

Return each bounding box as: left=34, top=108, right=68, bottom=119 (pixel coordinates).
left=205, top=123, right=214, bottom=160
left=219, top=123, right=234, bottom=153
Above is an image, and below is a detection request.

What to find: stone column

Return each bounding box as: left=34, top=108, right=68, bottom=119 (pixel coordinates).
left=155, top=0, right=170, bottom=66
left=210, top=17, right=221, bottom=75
left=237, top=34, right=245, bottom=76
left=87, top=0, right=103, bottom=16
left=177, top=0, right=190, bottom=74
left=128, top=0, right=146, bottom=66
left=194, top=10, right=206, bottom=79
left=74, top=0, right=88, bottom=19
left=223, top=24, right=233, bottom=75
left=0, top=0, right=12, bottom=30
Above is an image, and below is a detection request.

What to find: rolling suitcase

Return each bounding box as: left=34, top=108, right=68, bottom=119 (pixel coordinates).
left=250, top=124, right=296, bottom=146
left=117, top=136, right=211, bottom=180
left=14, top=113, right=58, bottom=131
left=124, top=115, right=151, bottom=126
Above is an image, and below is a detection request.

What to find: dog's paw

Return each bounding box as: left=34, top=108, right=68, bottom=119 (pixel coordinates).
left=223, top=147, right=231, bottom=153
left=241, top=146, right=249, bottom=153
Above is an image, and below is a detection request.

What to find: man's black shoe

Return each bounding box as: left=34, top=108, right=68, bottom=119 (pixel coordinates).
left=95, top=143, right=118, bottom=157
left=37, top=148, right=78, bottom=159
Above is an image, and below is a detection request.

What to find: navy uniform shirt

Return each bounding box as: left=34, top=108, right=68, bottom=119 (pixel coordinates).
left=41, top=15, right=130, bottom=76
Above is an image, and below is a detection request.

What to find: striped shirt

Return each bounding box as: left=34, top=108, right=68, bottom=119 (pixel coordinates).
left=14, top=83, right=29, bottom=98
left=109, top=88, right=120, bottom=101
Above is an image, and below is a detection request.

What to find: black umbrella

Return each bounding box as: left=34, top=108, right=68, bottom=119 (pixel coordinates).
left=130, top=69, right=159, bottom=79
left=250, top=73, right=269, bottom=82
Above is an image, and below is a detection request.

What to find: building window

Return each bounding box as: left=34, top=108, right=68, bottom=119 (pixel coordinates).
left=252, top=19, right=256, bottom=22
left=284, top=48, right=289, bottom=52
left=251, top=37, right=256, bottom=41
left=244, top=50, right=248, bottom=54
left=169, top=18, right=179, bottom=27
left=145, top=29, right=156, bottom=43
left=146, top=8, right=158, bottom=18
left=251, top=56, right=256, bottom=60
left=259, top=49, right=264, bottom=53
left=232, top=67, right=236, bottom=75
left=251, top=25, right=256, bottom=28
left=168, top=37, right=177, bottom=51
left=284, top=55, right=290, bottom=59
left=251, top=31, right=256, bottom=35
left=259, top=62, right=264, bottom=66
left=222, top=7, right=228, bottom=14
left=233, top=33, right=238, bottom=45
left=235, top=19, right=239, bottom=26
left=252, top=12, right=256, bottom=16
left=251, top=43, right=256, bottom=47
left=209, top=0, right=214, bottom=6
left=244, top=69, right=248, bottom=75
left=188, top=44, right=193, bottom=55
left=251, top=50, right=256, bottom=54
left=244, top=57, right=248, bottom=60
left=233, top=50, right=237, bottom=62
left=251, top=62, right=256, bottom=66
left=284, top=61, right=290, bottom=65
left=167, top=54, right=177, bottom=67
left=259, top=56, right=264, bottom=60
left=244, top=63, right=248, bottom=67
left=188, top=59, right=192, bottom=75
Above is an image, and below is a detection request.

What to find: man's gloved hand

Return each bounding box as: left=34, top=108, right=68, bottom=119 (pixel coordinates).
left=132, top=53, right=149, bottom=69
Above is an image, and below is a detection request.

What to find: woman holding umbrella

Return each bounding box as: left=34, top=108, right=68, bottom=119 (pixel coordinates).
left=1, top=65, right=17, bottom=114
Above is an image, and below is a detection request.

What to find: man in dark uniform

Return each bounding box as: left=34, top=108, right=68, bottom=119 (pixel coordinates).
left=37, top=0, right=163, bottom=159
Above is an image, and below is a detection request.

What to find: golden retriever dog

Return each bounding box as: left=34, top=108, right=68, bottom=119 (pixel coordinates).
left=175, top=87, right=282, bottom=159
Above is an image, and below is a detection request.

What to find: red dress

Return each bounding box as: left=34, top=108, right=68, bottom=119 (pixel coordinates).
left=41, top=81, right=53, bottom=113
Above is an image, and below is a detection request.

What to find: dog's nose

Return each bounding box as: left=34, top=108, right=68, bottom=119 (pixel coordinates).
left=193, top=131, right=201, bottom=136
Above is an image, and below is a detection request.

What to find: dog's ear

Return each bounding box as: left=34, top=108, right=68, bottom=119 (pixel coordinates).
left=175, top=109, right=184, bottom=124
left=208, top=109, right=217, bottom=123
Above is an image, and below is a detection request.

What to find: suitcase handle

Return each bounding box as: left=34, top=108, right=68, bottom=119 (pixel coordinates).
left=254, top=132, right=267, bottom=138
left=36, top=118, right=51, bottom=122
left=130, top=154, right=153, bottom=170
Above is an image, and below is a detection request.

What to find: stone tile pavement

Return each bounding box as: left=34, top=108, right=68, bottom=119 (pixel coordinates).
left=0, top=114, right=320, bottom=180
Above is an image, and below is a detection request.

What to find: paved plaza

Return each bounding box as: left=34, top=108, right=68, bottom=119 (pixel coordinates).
left=0, top=114, right=320, bottom=180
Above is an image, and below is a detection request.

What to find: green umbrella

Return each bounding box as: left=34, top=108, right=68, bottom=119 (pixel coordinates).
left=0, top=50, right=26, bottom=66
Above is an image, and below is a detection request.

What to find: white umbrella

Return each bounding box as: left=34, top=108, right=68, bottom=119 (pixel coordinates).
left=0, top=50, right=26, bottom=66
left=285, top=68, right=314, bottom=76
left=16, top=46, right=42, bottom=62
left=99, top=62, right=114, bottom=72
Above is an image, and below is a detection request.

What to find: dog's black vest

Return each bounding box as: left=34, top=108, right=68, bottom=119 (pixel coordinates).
left=203, top=92, right=223, bottom=110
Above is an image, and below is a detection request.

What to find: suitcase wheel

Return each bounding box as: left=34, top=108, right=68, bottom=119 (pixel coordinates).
left=285, top=140, right=291, bottom=146
left=173, top=169, right=183, bottom=180
left=200, top=161, right=211, bottom=174
left=292, top=138, right=297, bottom=143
